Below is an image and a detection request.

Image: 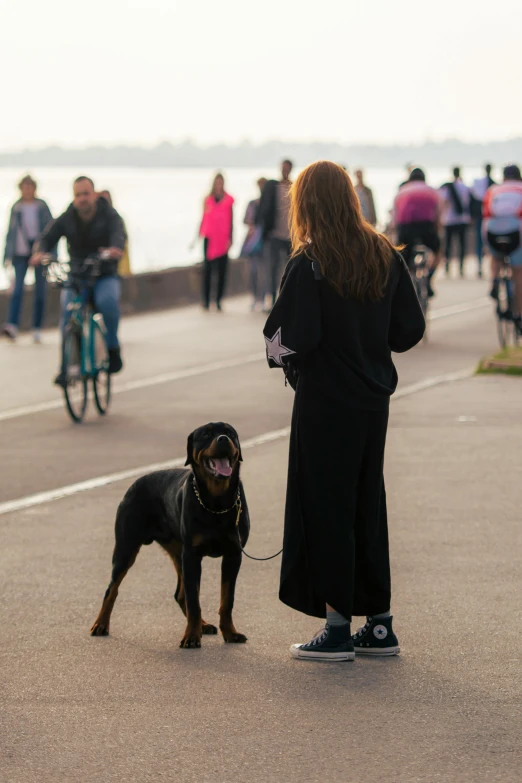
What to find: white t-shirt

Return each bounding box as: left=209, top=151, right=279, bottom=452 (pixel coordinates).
left=471, top=176, right=491, bottom=202
left=15, top=202, right=40, bottom=256
left=439, top=180, right=471, bottom=226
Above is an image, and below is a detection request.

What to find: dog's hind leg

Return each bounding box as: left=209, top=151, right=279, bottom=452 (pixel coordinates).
left=90, top=507, right=144, bottom=637
left=159, top=540, right=186, bottom=615
left=160, top=540, right=218, bottom=636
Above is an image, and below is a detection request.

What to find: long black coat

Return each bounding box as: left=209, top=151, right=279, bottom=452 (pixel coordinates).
left=263, top=252, right=425, bottom=619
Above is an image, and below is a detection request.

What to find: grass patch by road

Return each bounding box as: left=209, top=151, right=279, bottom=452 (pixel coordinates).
left=477, top=346, right=522, bottom=376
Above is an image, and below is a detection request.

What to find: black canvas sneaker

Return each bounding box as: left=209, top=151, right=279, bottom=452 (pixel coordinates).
left=291, top=623, right=355, bottom=661
left=352, top=616, right=400, bottom=656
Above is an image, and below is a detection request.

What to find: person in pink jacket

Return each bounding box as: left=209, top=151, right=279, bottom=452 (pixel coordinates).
left=199, top=173, right=234, bottom=311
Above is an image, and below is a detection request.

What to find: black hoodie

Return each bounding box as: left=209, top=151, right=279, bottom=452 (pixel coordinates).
left=263, top=252, right=425, bottom=408
left=39, top=197, right=126, bottom=275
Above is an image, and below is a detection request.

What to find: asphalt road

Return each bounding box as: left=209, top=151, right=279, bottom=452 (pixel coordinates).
left=1, top=266, right=520, bottom=782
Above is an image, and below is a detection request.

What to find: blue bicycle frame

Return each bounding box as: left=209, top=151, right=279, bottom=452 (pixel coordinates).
left=63, top=285, right=108, bottom=379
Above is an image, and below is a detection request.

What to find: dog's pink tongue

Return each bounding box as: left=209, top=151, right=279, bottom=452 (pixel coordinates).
left=213, top=458, right=232, bottom=477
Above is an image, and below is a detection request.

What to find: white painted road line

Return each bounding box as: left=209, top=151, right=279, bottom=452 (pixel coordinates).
left=0, top=298, right=489, bottom=425
left=428, top=297, right=490, bottom=320
left=0, top=398, right=62, bottom=422
left=0, top=352, right=265, bottom=423
left=0, top=299, right=489, bottom=425
left=393, top=366, right=475, bottom=399
left=0, top=428, right=291, bottom=517
left=113, top=352, right=265, bottom=394
left=0, top=370, right=474, bottom=517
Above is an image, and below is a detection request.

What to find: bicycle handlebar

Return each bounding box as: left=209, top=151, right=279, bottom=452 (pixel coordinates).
left=43, top=254, right=107, bottom=287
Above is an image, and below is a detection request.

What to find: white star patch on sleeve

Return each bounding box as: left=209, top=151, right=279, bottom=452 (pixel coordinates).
left=264, top=327, right=296, bottom=367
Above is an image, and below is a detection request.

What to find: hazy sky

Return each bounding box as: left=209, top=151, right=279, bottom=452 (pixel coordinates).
left=1, top=0, right=521, bottom=150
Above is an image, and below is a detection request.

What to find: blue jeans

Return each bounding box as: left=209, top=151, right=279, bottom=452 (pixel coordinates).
left=267, top=238, right=292, bottom=305
left=61, top=275, right=121, bottom=350
left=249, top=253, right=265, bottom=302
left=7, top=256, right=47, bottom=329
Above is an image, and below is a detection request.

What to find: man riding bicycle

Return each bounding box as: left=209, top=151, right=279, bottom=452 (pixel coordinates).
left=393, top=168, right=442, bottom=297
left=483, top=164, right=522, bottom=334
left=31, top=176, right=126, bottom=387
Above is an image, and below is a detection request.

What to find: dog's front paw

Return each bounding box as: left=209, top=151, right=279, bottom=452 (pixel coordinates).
left=180, top=630, right=202, bottom=649
left=90, top=620, right=109, bottom=636
left=222, top=631, right=248, bottom=644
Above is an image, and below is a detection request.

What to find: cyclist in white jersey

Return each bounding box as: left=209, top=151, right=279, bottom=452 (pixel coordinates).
left=483, top=164, right=522, bottom=332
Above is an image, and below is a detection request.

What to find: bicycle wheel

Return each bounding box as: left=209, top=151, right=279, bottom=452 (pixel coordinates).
left=496, top=313, right=508, bottom=349
left=415, top=274, right=429, bottom=342
left=507, top=280, right=520, bottom=347
left=497, top=279, right=512, bottom=349
left=92, top=318, right=111, bottom=415
left=63, top=326, right=88, bottom=423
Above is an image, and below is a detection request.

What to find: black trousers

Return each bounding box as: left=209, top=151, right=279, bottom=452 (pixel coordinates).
left=267, top=238, right=292, bottom=304
left=280, top=386, right=391, bottom=620
left=444, top=224, right=468, bottom=271
left=202, top=255, right=228, bottom=308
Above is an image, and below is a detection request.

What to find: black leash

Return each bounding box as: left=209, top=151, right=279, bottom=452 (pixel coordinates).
left=192, top=478, right=283, bottom=562
left=240, top=539, right=283, bottom=561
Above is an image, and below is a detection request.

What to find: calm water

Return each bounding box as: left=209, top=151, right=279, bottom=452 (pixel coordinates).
left=0, top=165, right=484, bottom=290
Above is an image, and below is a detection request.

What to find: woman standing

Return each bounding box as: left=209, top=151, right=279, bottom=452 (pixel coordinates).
left=263, top=162, right=425, bottom=662
left=199, top=173, right=234, bottom=311
left=2, top=175, right=54, bottom=342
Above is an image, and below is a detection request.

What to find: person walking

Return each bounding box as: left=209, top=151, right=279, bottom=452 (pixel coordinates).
left=263, top=161, right=425, bottom=662
left=354, top=169, right=377, bottom=226
left=2, top=175, right=54, bottom=342
left=241, top=177, right=267, bottom=311
left=439, top=167, right=471, bottom=277
left=98, top=190, right=131, bottom=277
left=470, top=164, right=495, bottom=277
left=199, top=173, right=234, bottom=311
left=257, top=159, right=293, bottom=308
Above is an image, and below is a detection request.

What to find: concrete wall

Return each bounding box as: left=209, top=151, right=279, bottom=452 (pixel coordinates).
left=0, top=258, right=250, bottom=331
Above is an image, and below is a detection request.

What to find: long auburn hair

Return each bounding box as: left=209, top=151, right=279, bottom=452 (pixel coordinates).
left=290, top=161, right=397, bottom=301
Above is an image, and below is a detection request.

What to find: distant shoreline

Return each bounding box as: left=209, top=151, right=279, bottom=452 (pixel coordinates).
left=1, top=138, right=521, bottom=169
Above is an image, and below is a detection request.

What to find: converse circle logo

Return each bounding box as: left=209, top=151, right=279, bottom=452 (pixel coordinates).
left=373, top=624, right=388, bottom=639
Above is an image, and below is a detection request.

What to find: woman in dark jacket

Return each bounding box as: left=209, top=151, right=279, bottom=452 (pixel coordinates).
left=2, top=175, right=54, bottom=342
left=263, top=161, right=425, bottom=662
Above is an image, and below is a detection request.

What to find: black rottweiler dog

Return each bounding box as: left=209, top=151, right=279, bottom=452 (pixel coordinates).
left=90, top=422, right=250, bottom=648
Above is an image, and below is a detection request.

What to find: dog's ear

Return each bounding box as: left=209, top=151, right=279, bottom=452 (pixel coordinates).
left=185, top=432, right=194, bottom=466
left=231, top=428, right=243, bottom=462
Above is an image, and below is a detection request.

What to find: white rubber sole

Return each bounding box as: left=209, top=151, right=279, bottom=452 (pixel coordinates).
left=290, top=644, right=355, bottom=661
left=354, top=646, right=400, bottom=656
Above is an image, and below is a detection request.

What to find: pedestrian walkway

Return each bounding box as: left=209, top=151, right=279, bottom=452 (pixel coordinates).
left=1, top=369, right=520, bottom=781
left=1, top=276, right=520, bottom=782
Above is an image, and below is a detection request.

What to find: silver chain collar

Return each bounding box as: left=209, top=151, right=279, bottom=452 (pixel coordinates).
left=191, top=476, right=242, bottom=522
